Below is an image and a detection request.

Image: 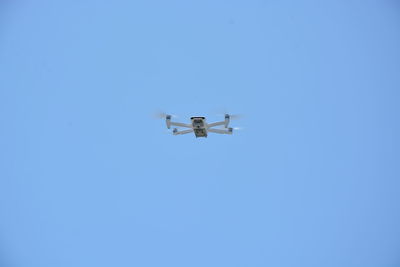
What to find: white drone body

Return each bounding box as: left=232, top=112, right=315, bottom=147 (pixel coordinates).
left=165, top=114, right=234, bottom=138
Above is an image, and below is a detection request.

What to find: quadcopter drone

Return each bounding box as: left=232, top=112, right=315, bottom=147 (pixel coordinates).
left=163, top=114, right=237, bottom=138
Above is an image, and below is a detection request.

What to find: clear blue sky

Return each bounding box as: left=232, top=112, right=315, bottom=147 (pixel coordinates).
left=1, top=1, right=400, bottom=266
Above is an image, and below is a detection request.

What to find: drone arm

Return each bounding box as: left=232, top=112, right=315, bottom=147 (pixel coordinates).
left=207, top=121, right=225, bottom=128
left=208, top=128, right=233, bottom=135
left=173, top=129, right=194, bottom=135
left=169, top=122, right=192, bottom=128
left=208, top=115, right=230, bottom=128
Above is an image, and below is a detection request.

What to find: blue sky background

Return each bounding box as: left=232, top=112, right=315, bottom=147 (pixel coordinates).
left=1, top=1, right=400, bottom=266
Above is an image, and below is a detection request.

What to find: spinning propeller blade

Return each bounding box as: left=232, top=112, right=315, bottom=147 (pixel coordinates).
left=213, top=109, right=243, bottom=120
left=153, top=111, right=177, bottom=119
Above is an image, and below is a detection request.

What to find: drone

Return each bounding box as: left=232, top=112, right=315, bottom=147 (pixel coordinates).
left=162, top=114, right=238, bottom=138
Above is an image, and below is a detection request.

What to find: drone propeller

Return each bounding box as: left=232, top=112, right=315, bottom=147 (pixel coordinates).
left=214, top=110, right=243, bottom=120
left=218, top=126, right=243, bottom=130
left=231, top=126, right=243, bottom=130
left=215, top=125, right=243, bottom=134
left=227, top=114, right=242, bottom=120
left=153, top=111, right=178, bottom=119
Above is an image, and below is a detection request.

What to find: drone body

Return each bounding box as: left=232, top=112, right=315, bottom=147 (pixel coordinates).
left=165, top=114, right=234, bottom=138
